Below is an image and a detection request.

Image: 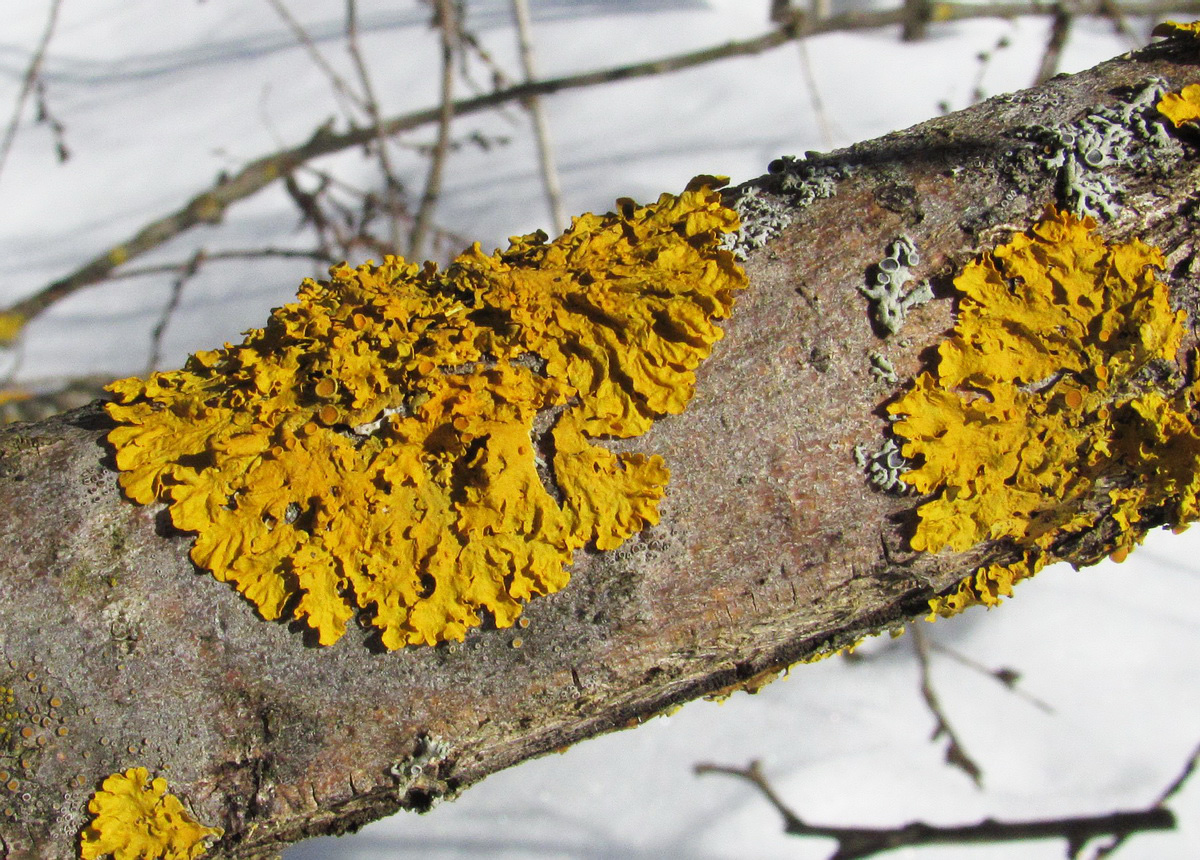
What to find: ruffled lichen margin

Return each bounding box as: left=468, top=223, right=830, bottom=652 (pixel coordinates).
left=104, top=179, right=745, bottom=649
left=80, top=768, right=222, bottom=860
left=889, top=206, right=1200, bottom=617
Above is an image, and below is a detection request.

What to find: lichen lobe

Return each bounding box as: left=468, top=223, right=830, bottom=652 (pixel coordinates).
left=80, top=767, right=222, bottom=860
left=104, top=183, right=745, bottom=649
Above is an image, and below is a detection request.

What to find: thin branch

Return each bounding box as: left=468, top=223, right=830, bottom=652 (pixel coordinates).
left=145, top=250, right=204, bottom=375
left=100, top=247, right=334, bottom=283
left=902, top=0, right=933, bottom=41
left=0, top=0, right=65, bottom=190
left=7, top=0, right=1200, bottom=335
left=455, top=14, right=518, bottom=96
left=265, top=0, right=366, bottom=117
left=511, top=0, right=566, bottom=235
left=1034, top=6, right=1073, bottom=86
left=1089, top=741, right=1200, bottom=859
left=1158, top=741, right=1200, bottom=804
left=345, top=0, right=407, bottom=250
left=928, top=639, right=1054, bottom=713
left=969, top=32, right=1014, bottom=105
left=1098, top=0, right=1134, bottom=40
left=409, top=0, right=458, bottom=260
left=795, top=35, right=837, bottom=150
left=34, top=78, right=69, bottom=163
left=694, top=760, right=1177, bottom=860
left=912, top=624, right=983, bottom=786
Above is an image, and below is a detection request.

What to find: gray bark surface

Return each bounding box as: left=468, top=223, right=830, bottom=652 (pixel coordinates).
left=2, top=40, right=1199, bottom=858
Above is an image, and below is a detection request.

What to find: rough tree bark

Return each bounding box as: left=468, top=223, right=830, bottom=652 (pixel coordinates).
left=2, top=38, right=1199, bottom=858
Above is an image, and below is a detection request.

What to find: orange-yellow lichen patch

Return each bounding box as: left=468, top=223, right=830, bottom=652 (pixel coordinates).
left=80, top=768, right=222, bottom=860
left=926, top=554, right=1047, bottom=619
left=1157, top=83, right=1200, bottom=128
left=0, top=312, right=25, bottom=346
left=1152, top=19, right=1200, bottom=39
left=105, top=182, right=744, bottom=648
left=890, top=206, right=1200, bottom=616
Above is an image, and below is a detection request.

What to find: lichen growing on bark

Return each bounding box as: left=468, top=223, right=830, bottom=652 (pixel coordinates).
left=1157, top=83, right=1200, bottom=128
left=105, top=181, right=745, bottom=648
left=889, top=206, right=1200, bottom=616
left=79, top=768, right=222, bottom=860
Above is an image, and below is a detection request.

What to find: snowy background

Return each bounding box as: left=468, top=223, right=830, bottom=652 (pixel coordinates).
left=2, top=1, right=1198, bottom=858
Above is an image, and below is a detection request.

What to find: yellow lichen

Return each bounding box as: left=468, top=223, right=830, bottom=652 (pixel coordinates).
left=1157, top=83, right=1200, bottom=128
left=1152, top=19, right=1200, bottom=38
left=926, top=554, right=1047, bottom=619
left=105, top=181, right=744, bottom=648
left=80, top=768, right=222, bottom=860
left=890, top=206, right=1200, bottom=617
left=0, top=312, right=25, bottom=346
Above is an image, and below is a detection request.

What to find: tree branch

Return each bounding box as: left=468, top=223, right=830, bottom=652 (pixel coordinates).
left=693, top=760, right=1178, bottom=859
left=2, top=39, right=1200, bottom=857
left=511, top=0, right=567, bottom=235
left=408, top=0, right=458, bottom=260
left=0, top=0, right=64, bottom=189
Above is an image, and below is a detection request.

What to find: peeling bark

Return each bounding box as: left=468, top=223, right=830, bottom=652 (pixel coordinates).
left=2, top=42, right=1200, bottom=858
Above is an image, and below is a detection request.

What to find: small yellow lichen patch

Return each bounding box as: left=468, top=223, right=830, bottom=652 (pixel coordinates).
left=927, top=554, right=1047, bottom=619
left=1152, top=19, right=1200, bottom=38
left=105, top=183, right=744, bottom=648
left=890, top=206, right=1200, bottom=616
left=1157, top=83, right=1200, bottom=128
left=0, top=312, right=26, bottom=346
left=80, top=768, right=222, bottom=860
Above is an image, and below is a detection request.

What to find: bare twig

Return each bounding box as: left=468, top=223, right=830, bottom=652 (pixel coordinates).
left=265, top=0, right=365, bottom=117
left=101, top=247, right=334, bottom=283
left=928, top=640, right=1054, bottom=714
left=902, top=0, right=932, bottom=41
left=912, top=624, right=983, bottom=786
left=455, top=16, right=517, bottom=96
left=1098, top=0, right=1133, bottom=39
left=694, top=760, right=1177, bottom=860
left=970, top=32, right=1013, bottom=105
left=0, top=0, right=65, bottom=189
left=1034, top=6, right=1073, bottom=86
left=1089, top=741, right=1200, bottom=859
left=284, top=159, right=472, bottom=261
left=511, top=0, right=566, bottom=235
left=795, top=36, right=837, bottom=150
left=409, top=0, right=459, bottom=260
left=1158, top=741, right=1200, bottom=805
left=7, top=0, right=1200, bottom=336
left=145, top=250, right=205, bottom=375
left=345, top=0, right=407, bottom=250
left=34, top=79, right=69, bottom=163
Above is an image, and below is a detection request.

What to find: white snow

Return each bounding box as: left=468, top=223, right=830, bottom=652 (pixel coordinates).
left=1, top=2, right=1197, bottom=858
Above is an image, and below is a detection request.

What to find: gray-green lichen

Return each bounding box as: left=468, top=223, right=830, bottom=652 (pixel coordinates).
left=859, top=236, right=932, bottom=337
left=387, top=734, right=455, bottom=811
left=853, top=437, right=912, bottom=495
left=1018, top=77, right=1180, bottom=219
left=869, top=351, right=899, bottom=384
left=721, top=153, right=853, bottom=259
